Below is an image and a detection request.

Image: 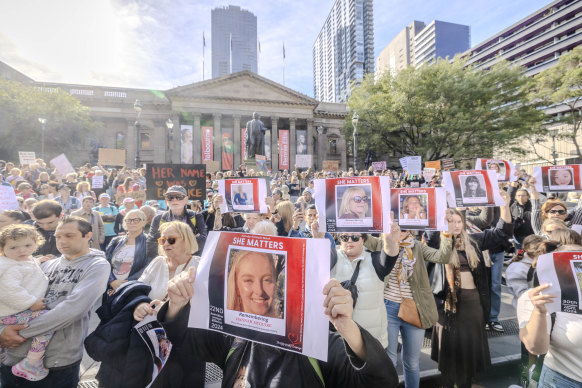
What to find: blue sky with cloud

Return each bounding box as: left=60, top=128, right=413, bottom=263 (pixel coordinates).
left=0, top=0, right=550, bottom=97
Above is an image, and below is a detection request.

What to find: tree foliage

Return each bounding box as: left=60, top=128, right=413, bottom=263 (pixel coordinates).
left=0, top=78, right=100, bottom=162
left=345, top=58, right=546, bottom=163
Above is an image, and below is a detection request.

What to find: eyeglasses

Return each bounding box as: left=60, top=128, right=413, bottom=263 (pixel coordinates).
left=166, top=195, right=186, bottom=201
left=158, top=237, right=177, bottom=245
left=339, top=235, right=362, bottom=242
left=547, top=209, right=566, bottom=215
left=351, top=196, right=368, bottom=203
left=126, top=218, right=142, bottom=224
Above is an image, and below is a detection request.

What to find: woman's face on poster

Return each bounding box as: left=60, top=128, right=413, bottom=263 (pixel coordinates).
left=406, top=196, right=423, bottom=215
left=348, top=189, right=367, bottom=216
left=236, top=253, right=276, bottom=316
left=489, top=163, right=501, bottom=173
left=553, top=170, right=572, bottom=186
left=467, top=177, right=479, bottom=191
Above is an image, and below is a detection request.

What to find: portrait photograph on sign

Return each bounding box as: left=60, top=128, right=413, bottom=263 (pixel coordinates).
left=399, top=194, right=428, bottom=226
left=218, top=178, right=269, bottom=213
left=335, top=184, right=373, bottom=228
left=230, top=183, right=255, bottom=211
left=460, top=174, right=488, bottom=204
left=475, top=158, right=515, bottom=182
left=535, top=251, right=582, bottom=315
left=390, top=187, right=447, bottom=230
left=443, top=170, right=504, bottom=208
left=533, top=164, right=582, bottom=193
left=189, top=232, right=330, bottom=361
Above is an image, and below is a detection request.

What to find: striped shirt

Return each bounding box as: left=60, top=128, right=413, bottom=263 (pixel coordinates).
left=384, top=257, right=413, bottom=303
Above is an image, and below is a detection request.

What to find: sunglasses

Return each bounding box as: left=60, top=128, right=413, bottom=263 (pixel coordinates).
left=158, top=237, right=177, bottom=245
left=339, top=235, right=362, bottom=242
left=547, top=209, right=567, bottom=215
left=351, top=196, right=368, bottom=203
left=166, top=195, right=186, bottom=201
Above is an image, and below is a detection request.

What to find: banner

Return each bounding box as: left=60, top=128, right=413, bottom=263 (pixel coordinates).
left=135, top=315, right=173, bottom=387
left=222, top=132, right=234, bottom=171
left=391, top=187, right=447, bottom=231
left=278, top=130, right=290, bottom=171
left=425, top=160, right=442, bottom=170
left=314, top=176, right=392, bottom=233
left=442, top=158, right=455, bottom=171
left=241, top=128, right=248, bottom=161
left=296, top=130, right=307, bottom=155
left=145, top=164, right=206, bottom=200
left=533, top=164, right=582, bottom=193
left=256, top=155, right=267, bottom=172
left=322, top=160, right=339, bottom=171
left=422, top=168, right=436, bottom=182
left=201, top=126, right=213, bottom=162
left=536, top=251, right=582, bottom=315
left=295, top=155, right=312, bottom=169
left=475, top=158, right=516, bottom=182
left=114, top=190, right=147, bottom=204
left=18, top=152, right=36, bottom=166
left=218, top=178, right=269, bottom=214
left=0, top=184, right=19, bottom=211
left=188, top=232, right=330, bottom=361
left=98, top=148, right=126, bottom=166
left=50, top=154, right=75, bottom=175
left=91, top=175, right=104, bottom=189
left=443, top=170, right=504, bottom=208
left=180, top=125, right=193, bottom=164
left=372, top=161, right=386, bottom=171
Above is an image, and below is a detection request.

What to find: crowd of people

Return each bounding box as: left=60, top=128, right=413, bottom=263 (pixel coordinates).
left=0, top=157, right=581, bottom=388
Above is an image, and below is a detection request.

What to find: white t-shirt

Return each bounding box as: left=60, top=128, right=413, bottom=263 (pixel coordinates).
left=138, top=255, right=200, bottom=300
left=517, top=292, right=582, bottom=382
left=111, top=244, right=136, bottom=281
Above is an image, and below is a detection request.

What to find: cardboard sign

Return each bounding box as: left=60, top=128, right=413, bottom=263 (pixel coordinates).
left=314, top=176, right=392, bottom=233
left=533, top=165, right=582, bottom=193
left=50, top=154, right=75, bottom=175
left=91, top=175, right=104, bottom=189
left=18, top=152, right=36, bottom=166
left=372, top=161, right=386, bottom=171
left=391, top=187, right=447, bottom=231
left=204, top=160, right=220, bottom=174
left=536, top=251, right=582, bottom=315
left=145, top=164, right=206, bottom=200
left=425, top=160, right=442, bottom=170
left=442, top=158, right=455, bottom=171
left=218, top=178, right=269, bottom=214
left=322, top=160, right=339, bottom=172
left=98, top=148, right=126, bottom=166
left=442, top=170, right=504, bottom=208
left=114, top=190, right=147, bottom=204
left=189, top=232, right=330, bottom=361
left=475, top=158, right=516, bottom=182
left=0, top=184, right=19, bottom=211
left=295, top=154, right=312, bottom=169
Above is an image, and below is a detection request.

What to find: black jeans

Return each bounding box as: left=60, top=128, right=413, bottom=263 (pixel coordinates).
left=0, top=363, right=80, bottom=388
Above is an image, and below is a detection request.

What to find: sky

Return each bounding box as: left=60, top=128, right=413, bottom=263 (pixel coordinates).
left=0, top=0, right=552, bottom=97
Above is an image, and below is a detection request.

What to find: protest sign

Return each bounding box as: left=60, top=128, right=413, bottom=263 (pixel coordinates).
left=475, top=158, right=516, bottom=182
left=533, top=164, right=582, bottom=193
left=50, top=154, right=75, bottom=175
left=399, top=156, right=422, bottom=174
left=372, top=161, right=386, bottom=171
left=425, top=160, right=442, bottom=170
left=115, top=190, right=147, bottom=204
left=91, top=175, right=104, bottom=189
left=443, top=170, right=504, bottom=208
left=98, top=148, right=126, bottom=166
left=399, top=157, right=408, bottom=171
left=189, top=232, right=330, bottom=361
left=295, top=154, right=312, bottom=169
left=314, top=176, right=391, bottom=233
left=18, top=152, right=36, bottom=166
left=256, top=155, right=267, bottom=172
left=391, top=187, right=447, bottom=231
left=442, top=158, right=455, bottom=171
left=0, top=184, right=19, bottom=211
left=204, top=160, right=220, bottom=174
left=218, top=178, right=269, bottom=214
left=536, top=251, right=582, bottom=315
left=145, top=164, right=206, bottom=200
left=322, top=160, right=339, bottom=171
left=422, top=168, right=436, bottom=182
left=135, top=315, right=173, bottom=387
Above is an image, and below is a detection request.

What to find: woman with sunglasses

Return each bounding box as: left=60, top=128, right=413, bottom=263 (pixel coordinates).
left=528, top=177, right=579, bottom=236
left=338, top=187, right=369, bottom=219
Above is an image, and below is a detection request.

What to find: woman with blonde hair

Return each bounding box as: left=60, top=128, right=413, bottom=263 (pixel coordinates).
left=74, top=181, right=96, bottom=200
left=338, top=187, right=369, bottom=219
left=273, top=200, right=294, bottom=236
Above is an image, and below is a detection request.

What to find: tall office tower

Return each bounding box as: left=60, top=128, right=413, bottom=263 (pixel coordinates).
left=376, top=20, right=425, bottom=78
left=313, top=0, right=374, bottom=103
left=211, top=5, right=257, bottom=78
left=414, top=20, right=471, bottom=67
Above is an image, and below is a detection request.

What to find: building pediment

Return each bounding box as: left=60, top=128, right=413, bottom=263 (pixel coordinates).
left=166, top=71, right=318, bottom=106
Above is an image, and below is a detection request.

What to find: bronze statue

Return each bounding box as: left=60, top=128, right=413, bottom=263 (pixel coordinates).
left=246, top=112, right=267, bottom=159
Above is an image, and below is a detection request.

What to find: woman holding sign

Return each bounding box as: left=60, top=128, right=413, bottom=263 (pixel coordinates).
left=528, top=177, right=575, bottom=236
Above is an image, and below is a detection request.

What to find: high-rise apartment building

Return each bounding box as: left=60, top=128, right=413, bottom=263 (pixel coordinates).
left=414, top=20, right=471, bottom=66
left=211, top=5, right=257, bottom=78
left=376, top=21, right=425, bottom=78
left=313, top=0, right=374, bottom=103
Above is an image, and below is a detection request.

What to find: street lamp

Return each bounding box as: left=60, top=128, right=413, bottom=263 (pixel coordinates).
left=134, top=99, right=143, bottom=168
left=548, top=128, right=559, bottom=166
left=352, top=112, right=359, bottom=170
left=38, top=118, right=47, bottom=160
left=166, top=118, right=174, bottom=163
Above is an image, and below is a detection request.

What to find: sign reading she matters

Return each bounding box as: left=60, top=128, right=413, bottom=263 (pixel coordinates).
left=536, top=251, right=582, bottom=315
left=442, top=170, right=504, bottom=208
left=533, top=164, right=582, bottom=193
left=145, top=164, right=206, bottom=200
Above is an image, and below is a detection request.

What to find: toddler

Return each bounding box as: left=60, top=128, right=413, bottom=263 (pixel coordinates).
left=0, top=224, right=53, bottom=381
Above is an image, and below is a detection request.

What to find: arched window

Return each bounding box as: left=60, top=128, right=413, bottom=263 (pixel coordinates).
left=115, top=132, right=125, bottom=149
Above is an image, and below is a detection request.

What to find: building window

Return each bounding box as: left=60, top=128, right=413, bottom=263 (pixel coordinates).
left=115, top=132, right=125, bottom=149
left=329, top=139, right=337, bottom=154
left=140, top=133, right=151, bottom=149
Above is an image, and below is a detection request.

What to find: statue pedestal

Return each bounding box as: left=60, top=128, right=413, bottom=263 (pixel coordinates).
left=244, top=158, right=256, bottom=172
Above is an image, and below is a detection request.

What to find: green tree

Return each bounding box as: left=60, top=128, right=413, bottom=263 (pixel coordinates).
left=345, top=58, right=545, bottom=164
left=0, top=78, right=100, bottom=162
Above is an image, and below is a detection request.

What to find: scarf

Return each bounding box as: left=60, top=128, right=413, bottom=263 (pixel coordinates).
left=397, top=232, right=417, bottom=283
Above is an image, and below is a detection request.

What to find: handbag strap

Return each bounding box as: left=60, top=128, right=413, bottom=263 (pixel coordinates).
left=350, top=260, right=362, bottom=284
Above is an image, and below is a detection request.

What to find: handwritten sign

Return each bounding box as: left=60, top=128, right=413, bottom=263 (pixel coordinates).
left=0, top=184, right=19, bottom=211
left=145, top=164, right=206, bottom=200
left=50, top=154, right=75, bottom=175
left=18, top=152, right=36, bottom=166
left=322, top=160, right=339, bottom=171
left=372, top=161, right=386, bottom=171
left=425, top=160, right=442, bottom=170
left=442, top=158, right=455, bottom=171
left=296, top=154, right=312, bottom=169
left=91, top=175, right=104, bottom=189
left=98, top=148, right=126, bottom=166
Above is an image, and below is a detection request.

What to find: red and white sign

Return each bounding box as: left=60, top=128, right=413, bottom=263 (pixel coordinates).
left=217, top=178, right=269, bottom=214
left=241, top=128, right=248, bottom=161
left=279, top=130, right=289, bottom=170
left=475, top=158, right=516, bottom=182
left=189, top=232, right=330, bottom=361
left=391, top=187, right=448, bottom=231
left=443, top=170, right=504, bottom=208
left=536, top=251, right=582, bottom=315
left=201, top=126, right=213, bottom=162
left=533, top=164, right=582, bottom=193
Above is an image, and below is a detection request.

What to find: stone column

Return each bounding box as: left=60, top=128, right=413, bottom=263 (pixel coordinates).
left=152, top=120, right=165, bottom=163
left=307, top=119, right=314, bottom=169
left=233, top=114, right=241, bottom=168
left=271, top=117, right=279, bottom=171
left=213, top=114, right=222, bottom=167
left=192, top=114, right=201, bottom=164
left=289, top=118, right=296, bottom=170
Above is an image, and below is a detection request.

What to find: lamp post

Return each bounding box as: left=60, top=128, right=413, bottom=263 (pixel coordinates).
left=38, top=118, right=47, bottom=160
left=166, top=118, right=174, bottom=163
left=548, top=128, right=558, bottom=166
left=133, top=99, right=143, bottom=168
left=352, top=112, right=359, bottom=170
